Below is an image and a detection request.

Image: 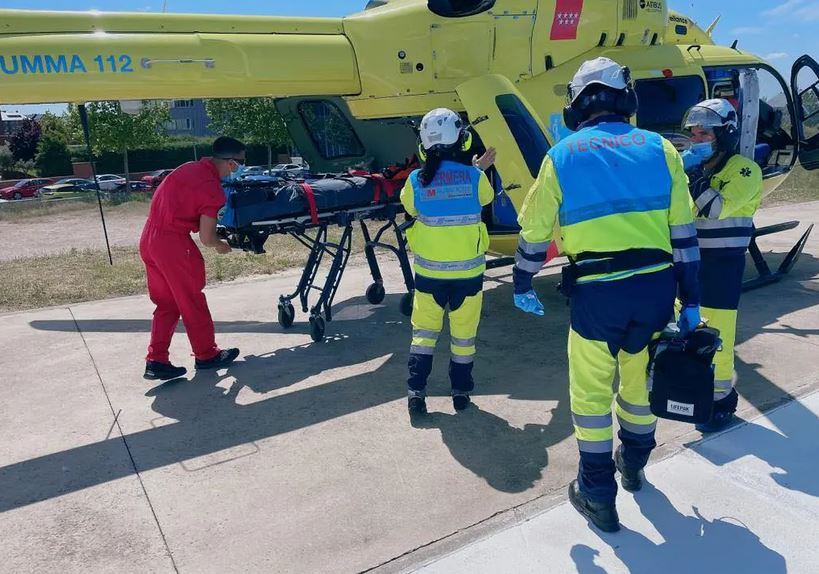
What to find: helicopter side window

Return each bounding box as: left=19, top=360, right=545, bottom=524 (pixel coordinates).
left=495, top=94, right=551, bottom=178
left=427, top=0, right=496, bottom=18
left=298, top=100, right=366, bottom=160
left=634, top=75, right=706, bottom=145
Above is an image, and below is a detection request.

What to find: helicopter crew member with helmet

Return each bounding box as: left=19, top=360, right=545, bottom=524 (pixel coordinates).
left=400, top=108, right=496, bottom=415
left=681, top=98, right=763, bottom=433
left=512, top=57, right=701, bottom=532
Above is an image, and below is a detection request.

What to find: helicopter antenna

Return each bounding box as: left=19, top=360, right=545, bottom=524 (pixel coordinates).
left=731, top=39, right=739, bottom=50
left=706, top=15, right=721, bottom=36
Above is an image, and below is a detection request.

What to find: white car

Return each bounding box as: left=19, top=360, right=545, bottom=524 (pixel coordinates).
left=266, top=163, right=309, bottom=178
left=242, top=166, right=267, bottom=176
left=96, top=174, right=127, bottom=191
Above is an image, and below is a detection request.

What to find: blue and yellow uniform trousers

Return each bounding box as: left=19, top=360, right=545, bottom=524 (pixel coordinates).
left=569, top=267, right=677, bottom=502
left=408, top=274, right=483, bottom=397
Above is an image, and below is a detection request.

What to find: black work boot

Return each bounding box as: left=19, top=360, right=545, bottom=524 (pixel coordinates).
left=144, top=361, right=187, bottom=381
left=452, top=393, right=471, bottom=411
left=696, top=389, right=739, bottom=434
left=568, top=480, right=621, bottom=533
left=614, top=445, right=645, bottom=492
left=408, top=396, right=427, bottom=415
left=195, top=348, right=240, bottom=370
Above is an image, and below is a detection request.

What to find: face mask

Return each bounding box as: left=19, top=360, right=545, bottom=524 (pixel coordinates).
left=680, top=150, right=702, bottom=171
left=690, top=141, right=717, bottom=162
left=224, top=162, right=246, bottom=183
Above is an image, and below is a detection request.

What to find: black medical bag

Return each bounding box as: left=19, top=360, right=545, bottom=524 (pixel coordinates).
left=647, top=326, right=722, bottom=424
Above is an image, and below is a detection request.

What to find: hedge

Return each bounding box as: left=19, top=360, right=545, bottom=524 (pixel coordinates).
left=70, top=142, right=288, bottom=173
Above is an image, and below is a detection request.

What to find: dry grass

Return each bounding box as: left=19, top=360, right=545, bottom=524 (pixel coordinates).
left=0, top=223, right=397, bottom=313
left=0, top=239, right=304, bottom=313
left=764, top=163, right=819, bottom=206
left=0, top=163, right=812, bottom=313
left=0, top=193, right=152, bottom=223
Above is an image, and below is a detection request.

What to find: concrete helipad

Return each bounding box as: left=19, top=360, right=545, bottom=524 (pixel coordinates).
left=1, top=202, right=817, bottom=573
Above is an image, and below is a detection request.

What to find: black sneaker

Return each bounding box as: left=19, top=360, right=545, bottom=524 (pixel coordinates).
left=195, top=348, right=240, bottom=370
left=568, top=480, right=620, bottom=533
left=144, top=361, right=187, bottom=381
left=408, top=396, right=427, bottom=415
left=452, top=394, right=471, bottom=411
left=614, top=445, right=645, bottom=492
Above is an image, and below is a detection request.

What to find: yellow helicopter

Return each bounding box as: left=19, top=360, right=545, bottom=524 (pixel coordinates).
left=1, top=0, right=817, bottom=282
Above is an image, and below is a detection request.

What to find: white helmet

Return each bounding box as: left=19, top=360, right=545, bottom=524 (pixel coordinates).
left=682, top=98, right=738, bottom=131
left=419, top=108, right=464, bottom=150
left=568, top=57, right=630, bottom=103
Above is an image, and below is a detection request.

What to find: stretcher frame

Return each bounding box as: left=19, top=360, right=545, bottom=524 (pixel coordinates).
left=220, top=202, right=415, bottom=342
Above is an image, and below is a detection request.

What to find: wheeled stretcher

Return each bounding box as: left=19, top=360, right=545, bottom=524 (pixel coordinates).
left=217, top=162, right=418, bottom=342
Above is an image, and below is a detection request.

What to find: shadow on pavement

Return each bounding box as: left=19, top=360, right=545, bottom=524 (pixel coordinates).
left=1, top=278, right=573, bottom=513
left=692, top=253, right=819, bottom=500
left=571, top=484, right=786, bottom=574
left=410, top=403, right=568, bottom=493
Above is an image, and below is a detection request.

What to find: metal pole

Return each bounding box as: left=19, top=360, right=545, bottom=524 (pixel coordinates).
left=78, top=104, right=114, bottom=266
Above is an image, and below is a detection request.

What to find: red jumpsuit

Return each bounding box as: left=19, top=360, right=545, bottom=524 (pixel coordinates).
left=139, top=158, right=226, bottom=364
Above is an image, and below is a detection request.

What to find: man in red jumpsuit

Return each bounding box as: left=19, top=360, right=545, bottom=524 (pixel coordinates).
left=141, top=136, right=246, bottom=380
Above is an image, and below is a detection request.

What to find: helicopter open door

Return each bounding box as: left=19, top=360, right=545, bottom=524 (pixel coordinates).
left=455, top=74, right=552, bottom=260
left=791, top=55, right=819, bottom=171
left=741, top=54, right=819, bottom=291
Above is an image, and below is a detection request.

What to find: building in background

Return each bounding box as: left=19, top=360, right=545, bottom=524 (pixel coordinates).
left=167, top=99, right=214, bottom=138
left=0, top=110, right=31, bottom=145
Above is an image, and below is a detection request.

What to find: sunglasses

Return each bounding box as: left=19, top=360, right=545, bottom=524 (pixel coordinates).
left=217, top=156, right=246, bottom=166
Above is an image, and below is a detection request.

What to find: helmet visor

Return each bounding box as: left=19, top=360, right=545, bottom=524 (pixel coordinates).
left=682, top=106, right=727, bottom=131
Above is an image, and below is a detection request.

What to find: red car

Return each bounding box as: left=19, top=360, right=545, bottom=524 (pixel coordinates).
left=141, top=169, right=174, bottom=188
left=0, top=178, right=53, bottom=200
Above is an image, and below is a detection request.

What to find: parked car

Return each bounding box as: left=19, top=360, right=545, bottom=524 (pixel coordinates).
left=117, top=180, right=153, bottom=193
left=0, top=178, right=53, bottom=200
left=266, top=163, right=309, bottom=179
left=40, top=178, right=100, bottom=199
left=141, top=169, right=174, bottom=187
left=239, top=166, right=268, bottom=179
left=95, top=174, right=127, bottom=191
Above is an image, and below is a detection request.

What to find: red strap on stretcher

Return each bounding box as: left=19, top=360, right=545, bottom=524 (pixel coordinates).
left=545, top=242, right=560, bottom=263
left=300, top=182, right=319, bottom=224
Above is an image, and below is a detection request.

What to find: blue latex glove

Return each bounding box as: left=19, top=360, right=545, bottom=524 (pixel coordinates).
left=678, top=305, right=701, bottom=335
left=514, top=290, right=545, bottom=316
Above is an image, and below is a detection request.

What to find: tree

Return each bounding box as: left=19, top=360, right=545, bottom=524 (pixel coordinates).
left=69, top=101, right=170, bottom=180
left=35, top=133, right=73, bottom=177
left=206, top=98, right=290, bottom=167
left=39, top=111, right=81, bottom=145
left=9, top=118, right=41, bottom=162
left=0, top=145, right=15, bottom=176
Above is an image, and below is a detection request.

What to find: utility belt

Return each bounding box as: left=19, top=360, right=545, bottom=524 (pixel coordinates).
left=558, top=248, right=673, bottom=298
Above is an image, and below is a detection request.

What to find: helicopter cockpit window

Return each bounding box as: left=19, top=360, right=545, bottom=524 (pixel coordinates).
left=298, top=100, right=366, bottom=160
left=427, top=0, right=496, bottom=18
left=634, top=76, right=706, bottom=143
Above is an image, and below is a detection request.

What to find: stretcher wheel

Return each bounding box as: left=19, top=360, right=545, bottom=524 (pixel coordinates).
left=400, top=291, right=414, bottom=317
left=366, top=282, right=386, bottom=305
left=309, top=314, right=326, bottom=342
left=278, top=302, right=295, bottom=329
